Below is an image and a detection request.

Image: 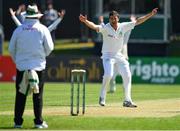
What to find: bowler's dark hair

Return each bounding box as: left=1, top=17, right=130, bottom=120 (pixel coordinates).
left=109, top=10, right=120, bottom=18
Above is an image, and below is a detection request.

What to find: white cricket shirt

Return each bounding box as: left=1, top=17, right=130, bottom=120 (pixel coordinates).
left=99, top=22, right=135, bottom=59
left=9, top=19, right=54, bottom=71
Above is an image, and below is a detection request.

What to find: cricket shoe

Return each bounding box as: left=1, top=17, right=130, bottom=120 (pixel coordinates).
left=123, top=101, right=137, bottom=108
left=99, top=97, right=106, bottom=106
left=34, top=121, right=48, bottom=129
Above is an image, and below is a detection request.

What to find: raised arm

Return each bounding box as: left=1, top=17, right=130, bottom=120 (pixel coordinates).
left=9, top=8, right=22, bottom=26
left=48, top=9, right=66, bottom=32
left=98, top=16, right=104, bottom=24
left=79, top=14, right=99, bottom=32
left=58, top=9, right=66, bottom=19
left=135, top=8, right=158, bottom=26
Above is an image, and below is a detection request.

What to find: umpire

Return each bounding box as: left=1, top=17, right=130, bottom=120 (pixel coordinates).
left=8, top=5, right=54, bottom=129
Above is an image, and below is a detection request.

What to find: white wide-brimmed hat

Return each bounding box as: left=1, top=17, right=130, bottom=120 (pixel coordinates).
left=25, top=5, right=43, bottom=18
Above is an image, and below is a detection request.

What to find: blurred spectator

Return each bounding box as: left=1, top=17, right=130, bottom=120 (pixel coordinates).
left=43, top=2, right=58, bottom=41
left=93, top=16, right=105, bottom=56
left=96, top=16, right=105, bottom=42
left=0, top=24, right=4, bottom=55
left=9, top=6, right=65, bottom=33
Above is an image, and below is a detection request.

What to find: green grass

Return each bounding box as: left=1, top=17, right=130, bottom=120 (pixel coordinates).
left=1, top=115, right=180, bottom=130
left=0, top=82, right=180, bottom=130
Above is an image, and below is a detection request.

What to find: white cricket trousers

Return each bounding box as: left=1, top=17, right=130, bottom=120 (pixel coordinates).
left=100, top=57, right=132, bottom=103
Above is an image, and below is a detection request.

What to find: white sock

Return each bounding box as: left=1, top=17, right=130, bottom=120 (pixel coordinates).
left=122, top=74, right=132, bottom=102
left=124, top=84, right=132, bottom=102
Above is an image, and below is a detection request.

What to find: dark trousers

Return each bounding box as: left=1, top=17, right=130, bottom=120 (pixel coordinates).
left=14, top=69, right=45, bottom=125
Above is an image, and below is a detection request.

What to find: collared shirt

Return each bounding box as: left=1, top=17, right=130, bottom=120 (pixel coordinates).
left=99, top=22, right=135, bottom=59
left=9, top=19, right=54, bottom=71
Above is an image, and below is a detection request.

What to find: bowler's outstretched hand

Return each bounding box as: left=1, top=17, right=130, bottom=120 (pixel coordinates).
left=79, top=14, right=87, bottom=23
left=152, top=8, right=158, bottom=16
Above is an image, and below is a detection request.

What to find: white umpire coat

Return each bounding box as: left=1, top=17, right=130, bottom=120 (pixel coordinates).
left=9, top=19, right=54, bottom=71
